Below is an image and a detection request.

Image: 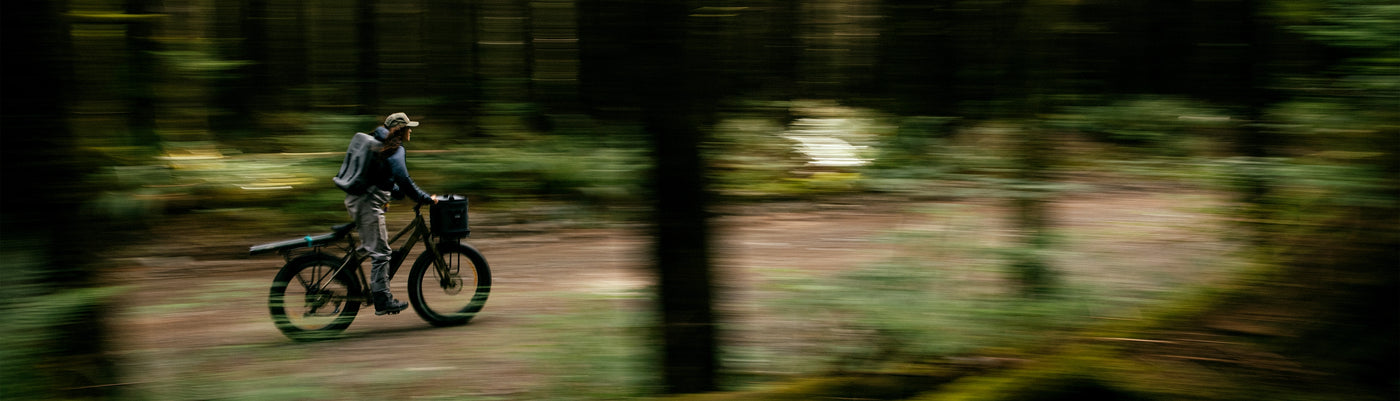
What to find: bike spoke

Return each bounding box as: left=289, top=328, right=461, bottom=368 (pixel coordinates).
left=409, top=245, right=488, bottom=326
left=270, top=255, right=361, bottom=339
left=295, top=269, right=314, bottom=290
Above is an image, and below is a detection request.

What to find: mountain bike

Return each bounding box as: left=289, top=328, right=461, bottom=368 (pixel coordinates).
left=249, top=195, right=490, bottom=341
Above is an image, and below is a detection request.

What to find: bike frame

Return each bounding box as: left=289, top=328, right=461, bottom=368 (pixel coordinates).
left=315, top=204, right=452, bottom=304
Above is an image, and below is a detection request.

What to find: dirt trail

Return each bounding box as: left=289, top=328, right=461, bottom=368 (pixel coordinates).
left=106, top=189, right=1230, bottom=399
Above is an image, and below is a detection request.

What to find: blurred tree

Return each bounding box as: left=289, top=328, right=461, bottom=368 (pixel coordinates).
left=530, top=0, right=581, bottom=111
left=127, top=0, right=160, bottom=147
left=156, top=0, right=221, bottom=145
left=1211, top=0, right=1282, bottom=247
left=424, top=0, right=480, bottom=127
left=623, top=0, right=721, bottom=393
left=875, top=0, right=959, bottom=115
left=1263, top=0, right=1400, bottom=388
left=475, top=0, right=532, bottom=134
left=261, top=0, right=310, bottom=111
left=796, top=0, right=880, bottom=98
left=209, top=0, right=257, bottom=136
left=307, top=0, right=361, bottom=114
left=2, top=0, right=121, bottom=398
left=1009, top=125, right=1056, bottom=297
left=357, top=0, right=379, bottom=114
left=763, top=0, right=802, bottom=102
left=576, top=0, right=632, bottom=115
left=1007, top=0, right=1075, bottom=296
left=376, top=0, right=430, bottom=109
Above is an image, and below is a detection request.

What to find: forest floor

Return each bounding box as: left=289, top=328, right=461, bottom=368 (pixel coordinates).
left=105, top=178, right=1247, bottom=400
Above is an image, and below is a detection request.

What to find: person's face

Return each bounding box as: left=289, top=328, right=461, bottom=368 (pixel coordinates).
left=394, top=125, right=412, bottom=141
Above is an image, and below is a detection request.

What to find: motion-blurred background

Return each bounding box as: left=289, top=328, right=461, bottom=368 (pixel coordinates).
left=2, top=0, right=1396, bottom=399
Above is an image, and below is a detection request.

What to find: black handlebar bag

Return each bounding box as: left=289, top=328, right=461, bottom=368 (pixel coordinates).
left=430, top=195, right=471, bottom=239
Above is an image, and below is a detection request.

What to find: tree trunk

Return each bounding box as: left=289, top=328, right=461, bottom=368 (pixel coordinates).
left=477, top=0, right=531, bottom=134
left=127, top=0, right=160, bottom=146
left=424, top=0, right=478, bottom=127
left=632, top=0, right=720, bottom=393
left=1009, top=0, right=1063, bottom=296
left=2, top=0, right=119, bottom=398
left=356, top=0, right=379, bottom=114
left=307, top=0, right=360, bottom=113
left=529, top=0, right=581, bottom=112
left=264, top=0, right=310, bottom=110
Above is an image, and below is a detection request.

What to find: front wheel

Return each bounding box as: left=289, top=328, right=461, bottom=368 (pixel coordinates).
left=407, top=242, right=491, bottom=326
left=269, top=253, right=362, bottom=341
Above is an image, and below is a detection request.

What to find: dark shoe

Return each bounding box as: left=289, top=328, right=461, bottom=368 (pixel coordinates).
left=373, top=292, right=409, bottom=315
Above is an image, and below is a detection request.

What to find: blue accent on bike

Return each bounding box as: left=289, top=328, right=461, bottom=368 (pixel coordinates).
left=305, top=236, right=314, bottom=247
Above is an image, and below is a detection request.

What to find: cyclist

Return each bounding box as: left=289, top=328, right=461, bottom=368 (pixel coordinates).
left=346, top=112, right=439, bottom=315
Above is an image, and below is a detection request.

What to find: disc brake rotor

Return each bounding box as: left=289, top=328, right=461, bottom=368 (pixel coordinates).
left=303, top=291, right=342, bottom=317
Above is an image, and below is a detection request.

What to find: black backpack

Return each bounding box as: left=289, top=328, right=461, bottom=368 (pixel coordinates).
left=332, top=132, right=383, bottom=194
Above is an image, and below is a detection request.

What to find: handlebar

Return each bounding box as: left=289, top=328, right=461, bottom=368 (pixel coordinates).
left=413, top=194, right=465, bottom=213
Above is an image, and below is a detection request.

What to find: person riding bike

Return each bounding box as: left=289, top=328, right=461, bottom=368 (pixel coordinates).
left=346, top=112, right=439, bottom=315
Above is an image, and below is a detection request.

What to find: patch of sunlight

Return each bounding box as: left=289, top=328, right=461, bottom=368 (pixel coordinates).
left=782, top=118, right=870, bottom=167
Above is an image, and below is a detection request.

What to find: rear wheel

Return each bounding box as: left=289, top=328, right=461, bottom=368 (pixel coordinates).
left=269, top=253, right=362, bottom=340
left=407, top=242, right=491, bottom=326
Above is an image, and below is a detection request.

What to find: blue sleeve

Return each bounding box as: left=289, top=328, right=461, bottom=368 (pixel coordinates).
left=386, top=148, right=432, bottom=203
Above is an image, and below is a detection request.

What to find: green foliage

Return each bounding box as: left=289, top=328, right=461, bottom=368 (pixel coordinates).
left=1054, top=97, right=1233, bottom=156
left=1266, top=100, right=1398, bottom=155
left=516, top=293, right=659, bottom=399
left=752, top=205, right=1093, bottom=371
left=867, top=116, right=960, bottom=173
left=709, top=117, right=805, bottom=197
left=154, top=49, right=253, bottom=78
left=423, top=138, right=648, bottom=205
left=119, top=344, right=346, bottom=400
left=914, top=348, right=1156, bottom=401
left=0, top=284, right=127, bottom=399
left=1288, top=0, right=1400, bottom=117
left=1293, top=0, right=1400, bottom=51
left=1227, top=96, right=1398, bottom=229
left=761, top=258, right=1096, bottom=373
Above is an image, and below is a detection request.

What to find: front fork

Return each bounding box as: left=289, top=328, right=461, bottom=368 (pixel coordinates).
left=420, top=238, right=457, bottom=285
left=428, top=239, right=466, bottom=293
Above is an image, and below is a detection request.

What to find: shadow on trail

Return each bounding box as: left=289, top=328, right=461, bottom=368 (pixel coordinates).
left=262, top=314, right=511, bottom=345
left=344, top=321, right=490, bottom=340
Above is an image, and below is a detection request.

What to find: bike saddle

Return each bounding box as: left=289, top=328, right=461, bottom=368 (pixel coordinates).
left=331, top=222, right=356, bottom=237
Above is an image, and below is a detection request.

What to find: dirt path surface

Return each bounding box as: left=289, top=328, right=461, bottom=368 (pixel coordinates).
left=106, top=188, right=1233, bottom=399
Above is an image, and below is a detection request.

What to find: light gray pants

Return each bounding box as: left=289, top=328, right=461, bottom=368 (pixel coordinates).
left=346, top=189, right=393, bottom=295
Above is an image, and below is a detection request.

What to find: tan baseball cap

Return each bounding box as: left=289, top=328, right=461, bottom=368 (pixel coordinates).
left=385, top=112, right=420, bottom=129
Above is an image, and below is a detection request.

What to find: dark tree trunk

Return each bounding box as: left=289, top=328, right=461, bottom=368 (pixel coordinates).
left=126, top=0, right=160, bottom=146
left=1009, top=0, right=1064, bottom=296
left=424, top=0, right=478, bottom=127
left=630, top=0, right=720, bottom=393
left=229, top=0, right=271, bottom=121
left=357, top=0, right=379, bottom=114
left=2, top=0, right=119, bottom=398
left=210, top=0, right=256, bottom=136
left=1204, top=0, right=1276, bottom=245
